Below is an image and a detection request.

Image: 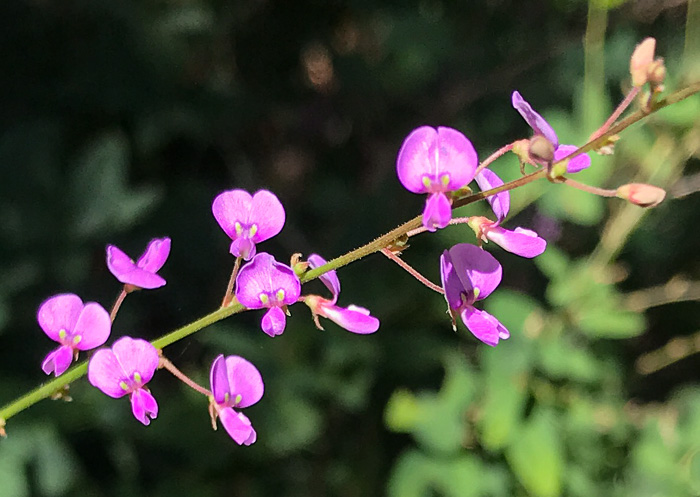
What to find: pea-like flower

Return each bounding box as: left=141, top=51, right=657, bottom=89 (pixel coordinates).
left=396, top=126, right=479, bottom=232
left=208, top=354, right=264, bottom=446
left=471, top=169, right=546, bottom=258
left=212, top=189, right=285, bottom=261
left=512, top=91, right=591, bottom=173
left=235, top=253, right=301, bottom=337
left=38, top=294, right=111, bottom=376
left=440, top=243, right=510, bottom=346
left=87, top=337, right=160, bottom=425
left=106, top=237, right=171, bottom=290
left=303, top=254, right=380, bottom=334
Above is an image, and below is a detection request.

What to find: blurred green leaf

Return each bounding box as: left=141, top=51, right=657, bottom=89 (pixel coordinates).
left=506, top=409, right=564, bottom=497
left=577, top=306, right=646, bottom=338
left=538, top=334, right=604, bottom=382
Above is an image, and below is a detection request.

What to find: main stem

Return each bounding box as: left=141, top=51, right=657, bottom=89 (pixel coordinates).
left=1, top=81, right=699, bottom=426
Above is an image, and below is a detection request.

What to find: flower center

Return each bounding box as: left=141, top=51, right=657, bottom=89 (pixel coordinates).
left=234, top=221, right=258, bottom=239
left=421, top=173, right=451, bottom=192
left=258, top=289, right=286, bottom=307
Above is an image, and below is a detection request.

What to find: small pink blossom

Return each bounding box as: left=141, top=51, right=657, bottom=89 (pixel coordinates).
left=212, top=189, right=285, bottom=261
left=38, top=294, right=111, bottom=376
left=106, top=237, right=171, bottom=290
left=209, top=354, right=264, bottom=445
left=396, top=126, right=479, bottom=231
left=235, top=253, right=301, bottom=337
left=303, top=254, right=380, bottom=334
left=88, top=337, right=160, bottom=425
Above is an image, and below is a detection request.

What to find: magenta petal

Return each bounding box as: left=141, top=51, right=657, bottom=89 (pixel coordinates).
left=461, top=306, right=509, bottom=346
left=212, top=190, right=253, bottom=240
left=230, top=237, right=256, bottom=261
left=41, top=346, right=74, bottom=376
left=235, top=253, right=301, bottom=308
left=130, top=389, right=158, bottom=426
left=322, top=304, right=379, bottom=334
left=261, top=307, right=286, bottom=337
left=106, top=245, right=136, bottom=280
left=512, top=91, right=559, bottom=147
left=447, top=244, right=502, bottom=301
left=554, top=144, right=591, bottom=173
left=88, top=349, right=129, bottom=398
left=107, top=245, right=167, bottom=289
left=210, top=354, right=229, bottom=404
left=422, top=192, right=452, bottom=232
left=249, top=190, right=286, bottom=243
left=475, top=169, right=509, bottom=223
left=111, top=337, right=159, bottom=385
left=37, top=294, right=83, bottom=342
left=435, top=126, right=479, bottom=190
left=486, top=226, right=547, bottom=258
left=397, top=126, right=439, bottom=193
left=440, top=250, right=465, bottom=310
left=136, top=238, right=171, bottom=273
left=219, top=408, right=256, bottom=445
left=72, top=302, right=111, bottom=350
left=224, top=356, right=264, bottom=408
left=307, top=253, right=341, bottom=301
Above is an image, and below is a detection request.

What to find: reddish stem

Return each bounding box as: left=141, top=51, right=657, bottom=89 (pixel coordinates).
left=590, top=86, right=641, bottom=141
left=475, top=142, right=516, bottom=175
left=221, top=257, right=242, bottom=307
left=381, top=248, right=444, bottom=294
left=159, top=356, right=212, bottom=397
left=559, top=177, right=617, bottom=197
left=110, top=289, right=128, bottom=322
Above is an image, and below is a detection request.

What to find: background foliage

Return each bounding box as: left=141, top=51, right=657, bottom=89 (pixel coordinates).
left=1, top=0, right=699, bottom=496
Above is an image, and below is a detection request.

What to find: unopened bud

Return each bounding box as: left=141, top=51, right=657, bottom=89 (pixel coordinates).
left=529, top=135, right=555, bottom=163
left=647, top=58, right=666, bottom=88
left=630, top=38, right=656, bottom=87
left=467, top=216, right=491, bottom=242
left=616, top=183, right=666, bottom=208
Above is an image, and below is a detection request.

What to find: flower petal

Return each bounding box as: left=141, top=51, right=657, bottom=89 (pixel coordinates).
left=107, top=245, right=166, bottom=289
left=72, top=302, right=111, bottom=350
left=475, top=169, right=509, bottom=223
left=37, top=294, right=83, bottom=342
left=249, top=190, right=286, bottom=243
left=219, top=407, right=256, bottom=446
left=512, top=91, right=559, bottom=147
left=307, top=253, right=341, bottom=302
left=440, top=250, right=467, bottom=310
left=261, top=307, right=287, bottom=337
left=447, top=243, right=502, bottom=301
left=224, top=356, right=264, bottom=408
left=136, top=237, right=171, bottom=274
left=88, top=349, right=129, bottom=398
left=396, top=126, right=438, bottom=193
left=111, top=337, right=159, bottom=385
left=486, top=226, right=547, bottom=258
left=322, top=304, right=380, bottom=334
left=554, top=144, right=591, bottom=173
left=210, top=354, right=229, bottom=405
left=212, top=190, right=253, bottom=240
left=130, top=388, right=158, bottom=426
left=235, top=253, right=301, bottom=308
left=461, top=306, right=510, bottom=346
left=422, top=192, right=452, bottom=232
left=230, top=237, right=256, bottom=261
left=435, top=126, right=479, bottom=190
left=41, top=346, right=74, bottom=376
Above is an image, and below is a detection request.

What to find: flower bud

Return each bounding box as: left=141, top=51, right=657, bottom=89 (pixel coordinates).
left=630, top=38, right=656, bottom=87
left=467, top=216, right=491, bottom=242
left=529, top=135, right=555, bottom=163
left=647, top=58, right=666, bottom=88
left=616, top=183, right=666, bottom=208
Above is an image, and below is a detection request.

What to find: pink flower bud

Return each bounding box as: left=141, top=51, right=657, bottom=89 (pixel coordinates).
left=630, top=38, right=656, bottom=87
left=616, top=183, right=666, bottom=208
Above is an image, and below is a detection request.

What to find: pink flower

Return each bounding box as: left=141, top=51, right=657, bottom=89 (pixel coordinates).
left=38, top=294, right=111, bottom=376
left=106, top=237, right=171, bottom=290
left=209, top=354, right=264, bottom=445
left=512, top=91, right=591, bottom=173
left=212, top=189, right=285, bottom=261
left=396, top=126, right=479, bottom=231
left=440, top=244, right=510, bottom=346
left=235, top=253, right=301, bottom=337
left=87, top=337, right=160, bottom=425
left=304, top=254, right=379, bottom=334
left=472, top=169, right=546, bottom=258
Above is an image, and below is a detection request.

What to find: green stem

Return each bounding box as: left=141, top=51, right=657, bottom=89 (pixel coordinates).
left=1, top=81, right=699, bottom=427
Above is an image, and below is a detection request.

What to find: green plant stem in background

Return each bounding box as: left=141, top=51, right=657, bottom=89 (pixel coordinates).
left=1, top=81, right=699, bottom=429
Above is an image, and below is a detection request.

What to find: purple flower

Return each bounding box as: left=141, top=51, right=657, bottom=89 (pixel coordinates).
left=235, top=253, right=301, bottom=337
left=106, top=237, right=171, bottom=290
left=396, top=126, right=479, bottom=231
left=473, top=169, right=546, bottom=258
left=304, top=254, right=380, bottom=334
left=209, top=354, right=263, bottom=445
left=38, top=294, right=111, bottom=376
left=87, top=337, right=159, bottom=425
left=512, top=91, right=591, bottom=173
left=440, top=244, right=510, bottom=346
left=212, top=189, right=285, bottom=261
